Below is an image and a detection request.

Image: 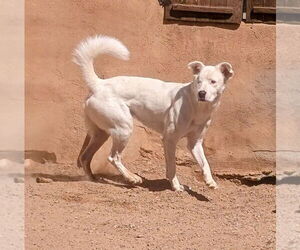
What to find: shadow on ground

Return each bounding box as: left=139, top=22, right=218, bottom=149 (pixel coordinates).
left=30, top=173, right=209, bottom=201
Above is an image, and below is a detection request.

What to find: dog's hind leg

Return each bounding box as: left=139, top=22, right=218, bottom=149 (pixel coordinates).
left=78, top=129, right=109, bottom=181
left=108, top=128, right=142, bottom=185
left=77, top=133, right=91, bottom=169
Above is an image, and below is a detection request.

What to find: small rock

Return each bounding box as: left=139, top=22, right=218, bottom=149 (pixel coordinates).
left=14, top=177, right=24, bottom=183
left=36, top=177, right=53, bottom=183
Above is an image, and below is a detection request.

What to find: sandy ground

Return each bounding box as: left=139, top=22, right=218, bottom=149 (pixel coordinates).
left=25, top=160, right=275, bottom=250
left=276, top=181, right=300, bottom=250
left=0, top=160, right=24, bottom=250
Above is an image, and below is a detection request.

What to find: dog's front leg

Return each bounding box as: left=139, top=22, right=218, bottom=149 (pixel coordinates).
left=162, top=137, right=184, bottom=191
left=187, top=136, right=218, bottom=189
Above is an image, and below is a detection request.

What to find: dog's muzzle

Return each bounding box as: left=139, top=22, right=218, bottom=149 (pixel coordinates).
left=198, top=90, right=206, bottom=101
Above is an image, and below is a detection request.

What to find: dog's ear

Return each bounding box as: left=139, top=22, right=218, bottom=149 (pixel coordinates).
left=217, top=62, right=234, bottom=81
left=188, top=61, right=205, bottom=75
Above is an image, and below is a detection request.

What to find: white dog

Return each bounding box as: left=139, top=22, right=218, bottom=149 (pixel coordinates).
left=73, top=35, right=233, bottom=191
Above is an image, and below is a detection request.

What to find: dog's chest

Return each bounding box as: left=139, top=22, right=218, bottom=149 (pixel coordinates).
left=190, top=103, right=216, bottom=127
left=188, top=113, right=213, bottom=138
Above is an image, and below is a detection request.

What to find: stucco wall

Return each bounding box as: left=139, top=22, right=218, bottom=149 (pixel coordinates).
left=25, top=0, right=275, bottom=174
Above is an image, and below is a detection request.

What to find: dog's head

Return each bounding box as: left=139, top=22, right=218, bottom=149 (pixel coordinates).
left=188, top=61, right=234, bottom=103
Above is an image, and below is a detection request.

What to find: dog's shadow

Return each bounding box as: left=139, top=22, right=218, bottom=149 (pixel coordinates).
left=30, top=173, right=209, bottom=202
left=140, top=177, right=209, bottom=202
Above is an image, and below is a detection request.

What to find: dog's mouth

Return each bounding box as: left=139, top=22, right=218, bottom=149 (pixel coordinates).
left=198, top=98, right=206, bottom=102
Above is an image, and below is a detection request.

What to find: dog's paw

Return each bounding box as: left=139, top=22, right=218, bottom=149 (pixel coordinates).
left=87, top=174, right=97, bottom=182
left=128, top=174, right=143, bottom=185
left=206, top=180, right=218, bottom=189
left=172, top=183, right=185, bottom=192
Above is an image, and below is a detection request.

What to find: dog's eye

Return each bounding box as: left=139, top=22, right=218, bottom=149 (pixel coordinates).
left=211, top=80, right=216, bottom=84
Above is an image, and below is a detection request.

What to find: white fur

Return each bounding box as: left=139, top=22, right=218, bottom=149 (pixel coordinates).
left=73, top=35, right=130, bottom=92
left=74, top=35, right=234, bottom=191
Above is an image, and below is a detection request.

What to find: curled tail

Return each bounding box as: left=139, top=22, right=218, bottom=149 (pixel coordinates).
left=73, top=35, right=130, bottom=92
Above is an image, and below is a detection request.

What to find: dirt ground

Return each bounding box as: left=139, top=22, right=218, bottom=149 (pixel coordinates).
left=25, top=160, right=275, bottom=250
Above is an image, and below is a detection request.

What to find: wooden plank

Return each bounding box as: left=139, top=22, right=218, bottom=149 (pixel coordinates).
left=164, top=0, right=242, bottom=24
left=264, top=0, right=276, bottom=8
left=198, top=0, right=210, bottom=6
left=253, top=6, right=276, bottom=14
left=172, top=4, right=234, bottom=13
left=246, top=0, right=276, bottom=23
left=246, top=0, right=253, bottom=22
left=285, top=0, right=300, bottom=7
left=263, top=0, right=276, bottom=22
left=277, top=7, right=300, bottom=14
left=253, top=0, right=263, bottom=7
left=210, top=0, right=228, bottom=8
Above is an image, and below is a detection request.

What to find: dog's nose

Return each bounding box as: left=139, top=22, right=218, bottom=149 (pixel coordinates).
left=198, top=90, right=206, bottom=99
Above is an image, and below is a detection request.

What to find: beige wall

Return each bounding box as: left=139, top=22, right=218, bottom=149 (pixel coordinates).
left=25, top=0, right=275, bottom=174
left=1, top=1, right=24, bottom=154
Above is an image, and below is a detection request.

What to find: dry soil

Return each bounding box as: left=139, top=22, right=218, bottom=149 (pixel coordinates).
left=25, top=160, right=275, bottom=250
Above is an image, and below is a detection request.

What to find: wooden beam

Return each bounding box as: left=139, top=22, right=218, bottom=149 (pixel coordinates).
left=252, top=7, right=276, bottom=14
left=277, top=7, right=300, bottom=14
left=172, top=4, right=234, bottom=14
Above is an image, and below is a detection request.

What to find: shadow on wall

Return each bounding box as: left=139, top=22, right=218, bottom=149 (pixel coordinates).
left=25, top=150, right=57, bottom=163
left=0, top=151, right=24, bottom=163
